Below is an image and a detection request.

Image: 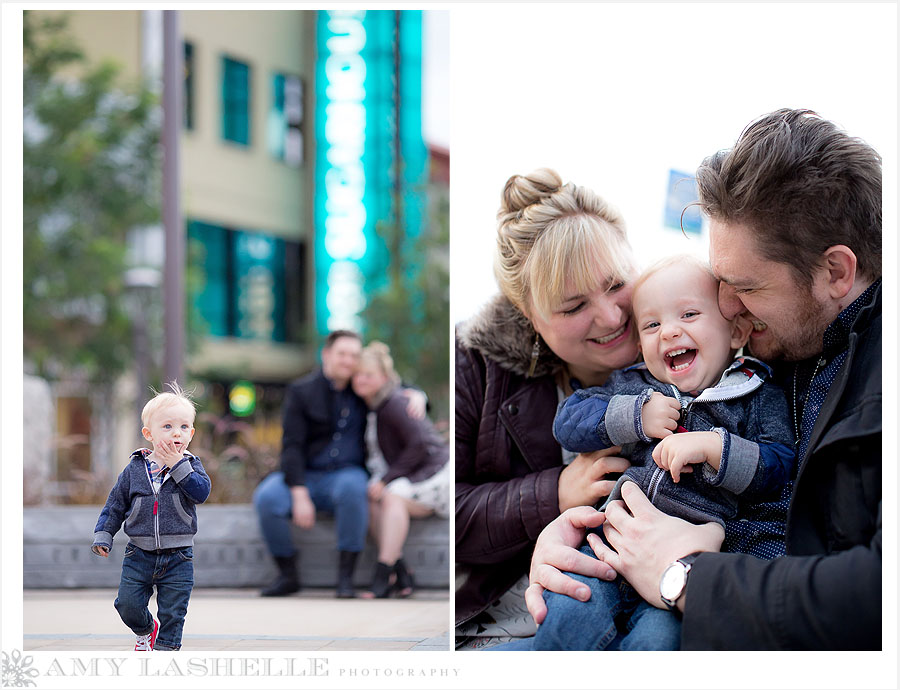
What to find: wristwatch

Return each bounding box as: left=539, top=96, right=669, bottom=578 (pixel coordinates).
left=659, top=552, right=702, bottom=610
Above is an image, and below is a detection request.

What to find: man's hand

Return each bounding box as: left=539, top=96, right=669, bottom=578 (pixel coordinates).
left=557, top=447, right=631, bottom=511
left=524, top=506, right=618, bottom=625
left=641, top=392, right=681, bottom=439
left=290, top=486, right=316, bottom=529
left=652, top=431, right=722, bottom=482
left=92, top=545, right=110, bottom=558
left=586, top=481, right=724, bottom=610
left=401, top=389, right=427, bottom=420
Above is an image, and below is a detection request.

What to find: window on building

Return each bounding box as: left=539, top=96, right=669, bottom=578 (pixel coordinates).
left=222, top=56, right=251, bottom=145
left=233, top=231, right=285, bottom=341
left=188, top=221, right=232, bottom=336
left=55, top=395, right=92, bottom=489
left=268, top=73, right=304, bottom=166
left=284, top=240, right=307, bottom=341
left=188, top=220, right=306, bottom=343
left=183, top=41, right=195, bottom=130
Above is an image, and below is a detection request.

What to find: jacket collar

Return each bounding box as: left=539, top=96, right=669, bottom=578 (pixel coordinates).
left=130, top=448, right=197, bottom=462
left=848, top=278, right=880, bottom=336
left=691, top=356, right=771, bottom=403
left=369, top=381, right=399, bottom=410
left=457, top=294, right=564, bottom=378
left=627, top=355, right=771, bottom=404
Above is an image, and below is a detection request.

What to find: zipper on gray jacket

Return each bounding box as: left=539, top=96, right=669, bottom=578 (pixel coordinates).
left=647, top=467, right=666, bottom=504
left=675, top=390, right=747, bottom=430
left=146, top=462, right=161, bottom=551
left=670, top=385, right=690, bottom=430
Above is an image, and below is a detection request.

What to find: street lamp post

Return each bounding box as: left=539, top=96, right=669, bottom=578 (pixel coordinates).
left=162, top=9, right=184, bottom=385
left=123, top=266, right=161, bottom=440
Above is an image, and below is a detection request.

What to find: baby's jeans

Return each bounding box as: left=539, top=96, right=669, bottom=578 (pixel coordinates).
left=114, top=543, right=194, bottom=651
left=530, top=544, right=681, bottom=651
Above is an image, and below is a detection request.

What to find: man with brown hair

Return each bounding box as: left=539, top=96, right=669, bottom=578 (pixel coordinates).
left=526, top=109, right=882, bottom=650
left=254, top=330, right=370, bottom=598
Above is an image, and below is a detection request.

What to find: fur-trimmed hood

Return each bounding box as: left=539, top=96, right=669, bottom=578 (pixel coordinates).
left=456, top=294, right=564, bottom=378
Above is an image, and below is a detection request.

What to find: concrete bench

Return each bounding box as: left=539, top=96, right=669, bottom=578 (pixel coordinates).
left=23, top=505, right=450, bottom=590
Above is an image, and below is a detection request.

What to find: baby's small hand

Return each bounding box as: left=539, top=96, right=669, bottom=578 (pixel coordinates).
left=92, top=544, right=110, bottom=558
left=641, top=392, right=681, bottom=439
left=155, top=440, right=184, bottom=468
left=652, top=431, right=722, bottom=483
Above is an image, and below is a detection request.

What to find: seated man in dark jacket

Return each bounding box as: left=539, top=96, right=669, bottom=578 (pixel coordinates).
left=254, top=330, right=370, bottom=598
left=526, top=108, right=882, bottom=650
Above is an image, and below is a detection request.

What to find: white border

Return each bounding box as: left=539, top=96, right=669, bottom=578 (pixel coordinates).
left=4, top=3, right=898, bottom=689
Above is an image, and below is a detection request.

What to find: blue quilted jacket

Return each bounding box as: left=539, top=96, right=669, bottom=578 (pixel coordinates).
left=553, top=357, right=795, bottom=528
left=92, top=449, right=211, bottom=552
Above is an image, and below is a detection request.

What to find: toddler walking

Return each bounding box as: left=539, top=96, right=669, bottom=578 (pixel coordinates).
left=92, top=383, right=211, bottom=651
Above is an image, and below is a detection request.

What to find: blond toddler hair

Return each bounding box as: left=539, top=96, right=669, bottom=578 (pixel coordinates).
left=140, top=381, right=197, bottom=428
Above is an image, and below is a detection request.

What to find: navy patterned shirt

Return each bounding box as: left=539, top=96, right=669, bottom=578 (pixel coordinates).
left=307, top=382, right=367, bottom=472
left=723, top=279, right=881, bottom=559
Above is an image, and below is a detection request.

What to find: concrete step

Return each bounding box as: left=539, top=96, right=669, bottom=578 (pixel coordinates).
left=24, top=505, right=450, bottom=589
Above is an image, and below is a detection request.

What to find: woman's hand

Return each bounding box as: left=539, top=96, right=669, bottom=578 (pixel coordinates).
left=524, top=506, right=618, bottom=625
left=367, top=480, right=385, bottom=501
left=557, top=447, right=631, bottom=511
left=586, top=481, right=725, bottom=609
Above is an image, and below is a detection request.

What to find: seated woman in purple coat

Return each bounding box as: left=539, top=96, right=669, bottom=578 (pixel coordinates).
left=351, top=341, right=450, bottom=598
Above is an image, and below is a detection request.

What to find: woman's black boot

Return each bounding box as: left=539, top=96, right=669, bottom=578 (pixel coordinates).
left=393, top=558, right=414, bottom=598
left=369, top=561, right=394, bottom=598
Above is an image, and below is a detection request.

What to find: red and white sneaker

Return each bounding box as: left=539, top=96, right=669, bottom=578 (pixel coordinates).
left=134, top=619, right=159, bottom=651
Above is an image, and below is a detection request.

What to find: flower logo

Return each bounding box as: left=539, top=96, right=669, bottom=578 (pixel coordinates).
left=1, top=650, right=39, bottom=688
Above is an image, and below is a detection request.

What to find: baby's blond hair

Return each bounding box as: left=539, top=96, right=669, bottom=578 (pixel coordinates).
left=141, top=381, right=197, bottom=428
left=631, top=254, right=717, bottom=304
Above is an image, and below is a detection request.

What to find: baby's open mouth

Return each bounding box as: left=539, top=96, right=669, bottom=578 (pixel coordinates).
left=666, top=348, right=697, bottom=371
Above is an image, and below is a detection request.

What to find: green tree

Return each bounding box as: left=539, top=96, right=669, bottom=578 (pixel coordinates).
left=23, top=11, right=161, bottom=383
left=362, top=192, right=450, bottom=422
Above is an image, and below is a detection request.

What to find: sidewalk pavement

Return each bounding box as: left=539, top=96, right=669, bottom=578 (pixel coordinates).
left=24, top=588, right=450, bottom=652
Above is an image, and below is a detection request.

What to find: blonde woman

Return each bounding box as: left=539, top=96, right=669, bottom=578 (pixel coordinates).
left=351, top=342, right=450, bottom=598
left=455, top=168, right=639, bottom=648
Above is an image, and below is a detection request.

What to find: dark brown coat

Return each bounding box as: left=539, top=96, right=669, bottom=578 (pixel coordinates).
left=374, top=386, right=447, bottom=486
left=455, top=295, right=568, bottom=625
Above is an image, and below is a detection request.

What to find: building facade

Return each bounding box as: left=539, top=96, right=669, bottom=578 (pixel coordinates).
left=25, top=9, right=446, bottom=502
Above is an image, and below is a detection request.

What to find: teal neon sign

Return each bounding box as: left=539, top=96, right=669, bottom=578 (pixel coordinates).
left=314, top=10, right=427, bottom=339
left=315, top=10, right=371, bottom=335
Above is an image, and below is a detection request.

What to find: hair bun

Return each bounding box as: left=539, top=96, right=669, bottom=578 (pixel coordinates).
left=500, top=168, right=564, bottom=215
left=361, top=340, right=401, bottom=384
left=366, top=341, right=391, bottom=358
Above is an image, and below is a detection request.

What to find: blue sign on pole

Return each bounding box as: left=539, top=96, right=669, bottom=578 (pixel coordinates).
left=664, top=169, right=703, bottom=235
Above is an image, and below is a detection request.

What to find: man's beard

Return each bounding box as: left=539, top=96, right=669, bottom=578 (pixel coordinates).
left=746, top=293, right=830, bottom=363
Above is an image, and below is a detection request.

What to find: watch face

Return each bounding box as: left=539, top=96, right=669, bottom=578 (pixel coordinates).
left=660, top=562, right=686, bottom=603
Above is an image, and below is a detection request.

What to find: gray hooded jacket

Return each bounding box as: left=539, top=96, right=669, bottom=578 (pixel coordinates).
left=92, top=449, right=211, bottom=552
